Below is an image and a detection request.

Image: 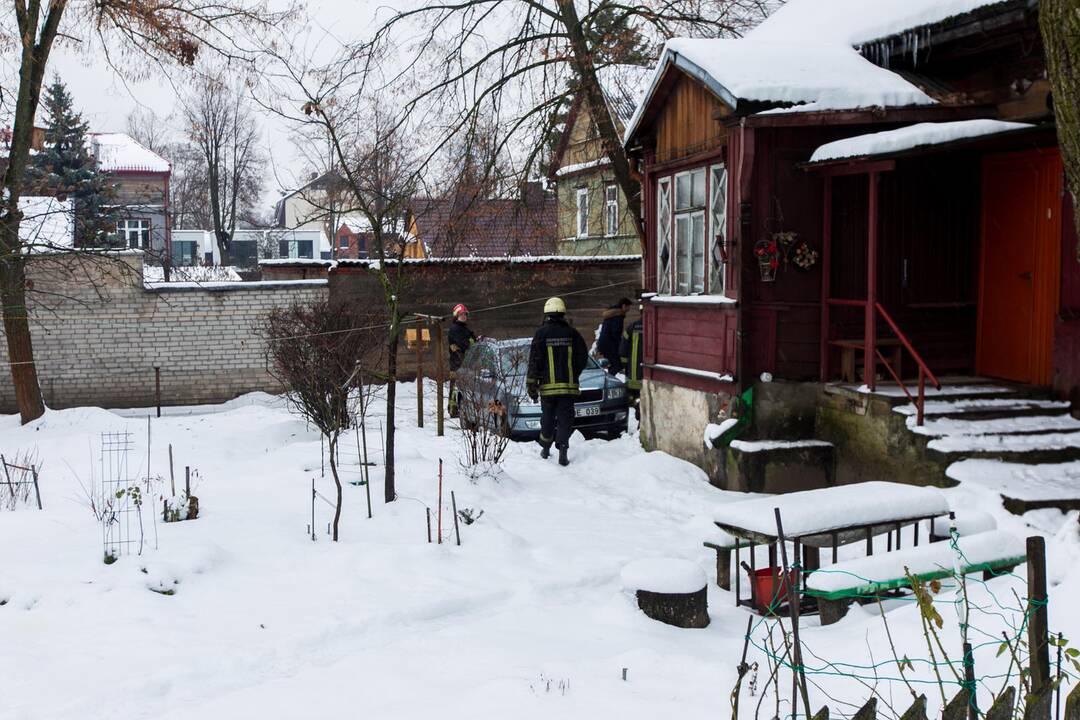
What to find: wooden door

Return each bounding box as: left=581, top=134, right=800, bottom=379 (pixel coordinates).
left=976, top=150, right=1062, bottom=384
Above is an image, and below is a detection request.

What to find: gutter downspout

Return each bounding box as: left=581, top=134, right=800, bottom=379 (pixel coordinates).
left=735, top=120, right=755, bottom=401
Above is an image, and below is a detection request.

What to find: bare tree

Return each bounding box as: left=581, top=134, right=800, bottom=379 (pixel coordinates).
left=0, top=0, right=292, bottom=424
left=1040, top=0, right=1080, bottom=246
left=355, top=0, right=772, bottom=252
left=259, top=301, right=385, bottom=541
left=182, top=68, right=266, bottom=264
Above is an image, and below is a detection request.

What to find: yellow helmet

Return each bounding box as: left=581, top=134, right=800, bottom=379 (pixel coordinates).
left=544, top=297, right=566, bottom=314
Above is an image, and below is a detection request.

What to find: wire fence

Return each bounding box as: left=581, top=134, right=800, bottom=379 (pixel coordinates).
left=735, top=528, right=1073, bottom=720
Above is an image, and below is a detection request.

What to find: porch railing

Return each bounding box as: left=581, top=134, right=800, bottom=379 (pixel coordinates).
left=823, top=299, right=942, bottom=426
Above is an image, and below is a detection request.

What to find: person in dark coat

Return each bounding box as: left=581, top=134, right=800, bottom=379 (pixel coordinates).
left=527, top=297, right=588, bottom=466
left=447, top=303, right=477, bottom=418
left=619, top=311, right=644, bottom=420
left=595, top=297, right=632, bottom=374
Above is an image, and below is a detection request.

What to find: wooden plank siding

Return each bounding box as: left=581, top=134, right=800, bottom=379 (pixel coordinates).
left=654, top=73, right=729, bottom=165
left=643, top=302, right=737, bottom=393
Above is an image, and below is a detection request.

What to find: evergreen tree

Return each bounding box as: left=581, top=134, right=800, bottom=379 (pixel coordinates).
left=29, top=77, right=115, bottom=246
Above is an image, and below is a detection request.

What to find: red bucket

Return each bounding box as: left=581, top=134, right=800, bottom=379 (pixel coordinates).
left=753, top=567, right=796, bottom=613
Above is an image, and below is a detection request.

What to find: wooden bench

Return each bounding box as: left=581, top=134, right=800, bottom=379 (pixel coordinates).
left=804, top=530, right=1025, bottom=625
left=830, top=337, right=902, bottom=383
left=704, top=534, right=737, bottom=591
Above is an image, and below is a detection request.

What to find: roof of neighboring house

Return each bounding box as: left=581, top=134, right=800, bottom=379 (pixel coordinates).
left=747, top=0, right=1012, bottom=46
left=19, top=196, right=74, bottom=251
left=411, top=183, right=557, bottom=258
left=89, top=133, right=170, bottom=173
left=596, top=64, right=655, bottom=128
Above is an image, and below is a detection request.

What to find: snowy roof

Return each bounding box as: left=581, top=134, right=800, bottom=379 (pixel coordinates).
left=90, top=133, right=170, bottom=173
left=596, top=64, right=655, bottom=128
left=749, top=0, right=1011, bottom=46
left=623, top=38, right=934, bottom=144
left=808, top=120, right=1036, bottom=163
left=19, top=196, right=74, bottom=251
left=712, top=481, right=948, bottom=541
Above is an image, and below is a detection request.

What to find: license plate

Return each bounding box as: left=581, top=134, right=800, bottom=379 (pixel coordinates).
left=575, top=405, right=601, bottom=418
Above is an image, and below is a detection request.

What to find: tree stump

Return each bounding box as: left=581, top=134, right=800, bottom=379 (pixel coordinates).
left=621, top=559, right=709, bottom=629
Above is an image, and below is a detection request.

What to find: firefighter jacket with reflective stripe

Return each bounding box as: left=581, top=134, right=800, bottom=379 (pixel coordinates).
left=619, top=318, right=644, bottom=390
left=527, top=316, right=588, bottom=397
left=448, top=320, right=477, bottom=372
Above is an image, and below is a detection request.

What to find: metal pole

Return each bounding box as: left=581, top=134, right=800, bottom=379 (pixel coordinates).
left=426, top=507, right=432, bottom=543
left=31, top=465, right=42, bottom=510
left=451, top=490, right=461, bottom=546
left=155, top=366, right=161, bottom=418
left=437, top=458, right=443, bottom=544
left=774, top=508, right=811, bottom=720
left=311, top=478, right=316, bottom=541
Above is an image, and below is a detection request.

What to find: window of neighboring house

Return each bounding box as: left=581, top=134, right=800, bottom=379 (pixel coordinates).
left=604, top=184, right=618, bottom=237
left=297, top=240, right=313, bottom=259
left=709, top=164, right=728, bottom=295
left=656, top=177, right=672, bottom=294
left=339, top=233, right=350, bottom=249
left=278, top=239, right=291, bottom=258
left=575, top=188, right=589, bottom=238
left=232, top=241, right=257, bottom=268
left=118, top=219, right=150, bottom=249
left=673, top=168, right=706, bottom=294
left=171, top=240, right=198, bottom=266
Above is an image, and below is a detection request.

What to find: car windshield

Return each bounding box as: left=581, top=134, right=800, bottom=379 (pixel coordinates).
left=496, top=340, right=600, bottom=375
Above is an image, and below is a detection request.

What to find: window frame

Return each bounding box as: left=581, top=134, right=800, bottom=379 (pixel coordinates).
left=673, top=168, right=706, bottom=295
left=575, top=187, right=589, bottom=239
left=656, top=177, right=672, bottom=295
left=708, top=163, right=728, bottom=296
left=118, top=218, right=150, bottom=250
left=604, top=184, right=619, bottom=237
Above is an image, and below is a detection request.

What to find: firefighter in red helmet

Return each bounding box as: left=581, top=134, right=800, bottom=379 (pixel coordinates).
left=447, top=303, right=477, bottom=418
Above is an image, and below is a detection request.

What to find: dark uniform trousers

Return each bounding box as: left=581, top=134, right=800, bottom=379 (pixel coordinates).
left=539, top=396, right=575, bottom=450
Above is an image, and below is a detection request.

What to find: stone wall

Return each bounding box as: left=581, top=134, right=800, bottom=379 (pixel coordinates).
left=0, top=253, right=327, bottom=412
left=639, top=377, right=732, bottom=483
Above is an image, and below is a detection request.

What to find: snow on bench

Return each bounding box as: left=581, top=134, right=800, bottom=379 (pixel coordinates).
left=806, top=530, right=1024, bottom=603
left=922, top=510, right=996, bottom=540
left=713, top=481, right=948, bottom=542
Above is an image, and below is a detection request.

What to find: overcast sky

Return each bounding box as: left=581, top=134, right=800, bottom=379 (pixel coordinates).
left=48, top=0, right=388, bottom=215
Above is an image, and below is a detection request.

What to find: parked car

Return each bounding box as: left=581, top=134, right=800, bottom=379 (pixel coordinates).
left=455, top=338, right=630, bottom=441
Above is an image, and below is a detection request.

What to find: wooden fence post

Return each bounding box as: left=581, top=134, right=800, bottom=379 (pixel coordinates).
left=1028, top=536, right=1051, bottom=692
left=434, top=320, right=445, bottom=437
left=416, top=318, right=425, bottom=429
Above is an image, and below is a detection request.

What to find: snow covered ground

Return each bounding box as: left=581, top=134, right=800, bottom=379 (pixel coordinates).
left=3, top=384, right=1080, bottom=719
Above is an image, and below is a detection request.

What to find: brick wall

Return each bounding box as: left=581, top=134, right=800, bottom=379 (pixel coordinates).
left=0, top=253, right=328, bottom=412
left=330, top=256, right=643, bottom=376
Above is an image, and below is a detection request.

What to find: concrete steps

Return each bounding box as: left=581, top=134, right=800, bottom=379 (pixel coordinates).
left=723, top=439, right=836, bottom=494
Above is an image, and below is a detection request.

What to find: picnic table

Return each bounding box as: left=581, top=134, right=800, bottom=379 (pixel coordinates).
left=710, top=481, right=950, bottom=612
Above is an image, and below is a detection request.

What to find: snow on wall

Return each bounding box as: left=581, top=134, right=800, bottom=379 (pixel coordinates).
left=809, top=120, right=1034, bottom=163
left=18, top=196, right=74, bottom=251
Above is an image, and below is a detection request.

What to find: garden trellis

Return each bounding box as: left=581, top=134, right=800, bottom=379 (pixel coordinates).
left=729, top=519, right=1076, bottom=720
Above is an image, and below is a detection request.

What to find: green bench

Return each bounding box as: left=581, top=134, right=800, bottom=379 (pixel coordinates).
left=805, top=530, right=1025, bottom=625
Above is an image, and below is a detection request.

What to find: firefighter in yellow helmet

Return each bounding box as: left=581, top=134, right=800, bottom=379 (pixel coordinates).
left=526, top=297, right=588, bottom=466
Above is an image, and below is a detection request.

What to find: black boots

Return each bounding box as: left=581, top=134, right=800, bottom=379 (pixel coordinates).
left=540, top=444, right=551, bottom=459
left=558, top=447, right=569, bottom=466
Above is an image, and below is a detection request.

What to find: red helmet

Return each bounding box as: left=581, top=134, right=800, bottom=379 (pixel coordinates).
left=452, top=303, right=469, bottom=318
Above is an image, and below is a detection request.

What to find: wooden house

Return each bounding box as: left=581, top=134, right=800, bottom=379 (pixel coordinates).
left=623, top=0, right=1080, bottom=492
left=549, top=65, right=652, bottom=256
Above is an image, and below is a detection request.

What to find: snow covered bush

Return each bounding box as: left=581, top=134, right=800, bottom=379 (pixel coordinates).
left=258, top=301, right=385, bottom=540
